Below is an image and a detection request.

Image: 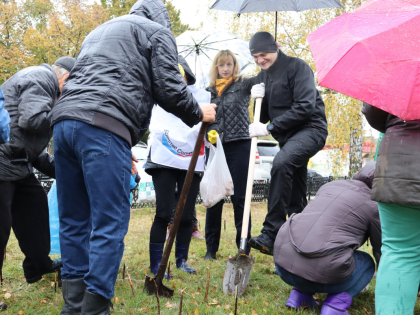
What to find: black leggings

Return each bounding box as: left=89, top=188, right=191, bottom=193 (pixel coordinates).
left=150, top=168, right=201, bottom=244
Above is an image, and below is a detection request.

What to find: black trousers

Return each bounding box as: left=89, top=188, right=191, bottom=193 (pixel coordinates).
left=0, top=173, right=53, bottom=279
left=169, top=190, right=198, bottom=229
left=262, top=128, right=327, bottom=240
left=205, top=139, right=252, bottom=253
left=150, top=168, right=201, bottom=244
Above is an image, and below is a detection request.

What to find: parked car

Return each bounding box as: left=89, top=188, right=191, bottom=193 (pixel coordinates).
left=254, top=139, right=280, bottom=182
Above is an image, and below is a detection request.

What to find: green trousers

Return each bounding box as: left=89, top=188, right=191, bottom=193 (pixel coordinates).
left=376, top=202, right=420, bottom=315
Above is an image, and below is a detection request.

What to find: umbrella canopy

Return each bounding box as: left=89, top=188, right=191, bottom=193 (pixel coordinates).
left=307, top=0, right=420, bottom=121
left=210, top=0, right=342, bottom=41
left=210, top=0, right=342, bottom=13
left=176, top=31, right=254, bottom=89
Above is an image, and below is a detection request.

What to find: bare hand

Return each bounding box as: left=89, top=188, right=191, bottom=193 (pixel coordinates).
left=131, top=152, right=138, bottom=175
left=200, top=103, right=217, bottom=123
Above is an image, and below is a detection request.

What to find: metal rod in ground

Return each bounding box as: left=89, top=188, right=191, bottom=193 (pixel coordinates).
left=153, top=279, right=161, bottom=315
left=122, top=263, right=125, bottom=280
left=234, top=285, right=238, bottom=315
left=205, top=267, right=210, bottom=302
left=179, top=290, right=184, bottom=315
left=54, top=271, right=57, bottom=293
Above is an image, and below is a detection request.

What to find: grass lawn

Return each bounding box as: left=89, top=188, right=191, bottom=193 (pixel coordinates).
left=2, top=202, right=420, bottom=314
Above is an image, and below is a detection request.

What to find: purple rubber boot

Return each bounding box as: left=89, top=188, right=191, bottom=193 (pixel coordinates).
left=320, top=292, right=352, bottom=315
left=286, top=288, right=319, bottom=309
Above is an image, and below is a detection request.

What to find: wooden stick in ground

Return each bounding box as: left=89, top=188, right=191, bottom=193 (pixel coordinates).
left=54, top=271, right=57, bottom=293
left=204, top=267, right=210, bottom=303
left=153, top=279, right=161, bottom=315
left=224, top=219, right=226, bottom=231
left=3, top=248, right=5, bottom=261
left=122, top=263, right=125, bottom=280
left=1, top=269, right=2, bottom=286
left=126, top=266, right=135, bottom=297
left=167, top=261, right=171, bottom=280
left=234, top=285, right=238, bottom=315
left=179, top=290, right=184, bottom=315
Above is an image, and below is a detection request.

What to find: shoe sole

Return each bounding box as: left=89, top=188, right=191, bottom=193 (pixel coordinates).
left=248, top=240, right=273, bottom=256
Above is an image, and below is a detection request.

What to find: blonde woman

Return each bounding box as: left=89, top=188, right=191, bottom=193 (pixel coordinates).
left=204, top=50, right=260, bottom=260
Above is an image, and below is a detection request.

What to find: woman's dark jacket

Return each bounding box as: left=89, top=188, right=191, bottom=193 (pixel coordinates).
left=273, top=162, right=381, bottom=284
left=0, top=64, right=57, bottom=181
left=362, top=103, right=420, bottom=206
left=49, top=0, right=202, bottom=146
left=254, top=50, right=328, bottom=146
left=206, top=77, right=255, bottom=144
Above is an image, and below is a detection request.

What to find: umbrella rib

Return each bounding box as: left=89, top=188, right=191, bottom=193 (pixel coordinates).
left=178, top=47, right=194, bottom=54
left=201, top=38, right=236, bottom=45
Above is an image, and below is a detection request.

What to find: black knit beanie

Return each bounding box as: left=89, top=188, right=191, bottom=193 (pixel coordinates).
left=53, top=57, right=76, bottom=72
left=249, top=32, right=277, bottom=54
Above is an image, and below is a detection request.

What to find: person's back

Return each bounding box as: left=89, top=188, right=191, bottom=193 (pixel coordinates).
left=273, top=162, right=380, bottom=314
left=50, top=0, right=202, bottom=146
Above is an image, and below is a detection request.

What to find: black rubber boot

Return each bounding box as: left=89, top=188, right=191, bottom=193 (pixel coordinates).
left=81, top=291, right=112, bottom=315
left=149, top=243, right=164, bottom=275
left=0, top=301, right=7, bottom=311
left=203, top=251, right=216, bottom=261
left=60, top=279, right=86, bottom=315
left=175, top=241, right=196, bottom=274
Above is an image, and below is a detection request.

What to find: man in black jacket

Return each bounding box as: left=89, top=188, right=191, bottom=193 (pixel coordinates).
left=49, top=0, right=216, bottom=313
left=247, top=32, right=328, bottom=255
left=0, top=57, right=75, bottom=292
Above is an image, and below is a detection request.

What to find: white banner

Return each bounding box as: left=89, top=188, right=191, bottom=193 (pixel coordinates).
left=149, top=86, right=210, bottom=171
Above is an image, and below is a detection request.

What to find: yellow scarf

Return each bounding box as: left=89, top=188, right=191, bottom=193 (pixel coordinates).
left=215, top=76, right=233, bottom=96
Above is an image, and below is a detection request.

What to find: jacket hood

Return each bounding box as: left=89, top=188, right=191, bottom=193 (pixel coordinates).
left=178, top=55, right=196, bottom=85
left=353, top=161, right=376, bottom=189
left=129, top=0, right=172, bottom=30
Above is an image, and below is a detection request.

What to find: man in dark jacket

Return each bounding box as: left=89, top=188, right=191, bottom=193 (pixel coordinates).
left=49, top=1, right=216, bottom=313
left=0, top=57, right=75, bottom=291
left=246, top=32, right=328, bottom=255
left=274, top=162, right=380, bottom=314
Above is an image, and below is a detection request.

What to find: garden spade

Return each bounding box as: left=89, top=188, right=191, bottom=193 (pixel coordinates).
left=144, top=122, right=208, bottom=298
left=223, top=97, right=263, bottom=297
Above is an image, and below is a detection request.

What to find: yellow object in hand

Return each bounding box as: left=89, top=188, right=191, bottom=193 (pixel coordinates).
left=207, top=130, right=219, bottom=144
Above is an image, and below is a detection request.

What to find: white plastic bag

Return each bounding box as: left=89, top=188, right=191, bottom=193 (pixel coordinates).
left=200, top=137, right=234, bottom=208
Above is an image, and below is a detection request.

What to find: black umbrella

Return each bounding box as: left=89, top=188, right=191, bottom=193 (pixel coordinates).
left=210, top=0, right=343, bottom=41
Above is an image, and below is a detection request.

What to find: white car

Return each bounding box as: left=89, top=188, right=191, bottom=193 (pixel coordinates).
left=254, top=140, right=280, bottom=182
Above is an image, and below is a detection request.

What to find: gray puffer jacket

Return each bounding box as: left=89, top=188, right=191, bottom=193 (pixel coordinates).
left=206, top=77, right=255, bottom=143
left=274, top=162, right=381, bottom=284
left=0, top=64, right=58, bottom=181
left=362, top=103, right=420, bottom=206
left=49, top=0, right=202, bottom=146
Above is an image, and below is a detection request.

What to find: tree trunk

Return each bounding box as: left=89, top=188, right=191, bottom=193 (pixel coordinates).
left=348, top=107, right=363, bottom=178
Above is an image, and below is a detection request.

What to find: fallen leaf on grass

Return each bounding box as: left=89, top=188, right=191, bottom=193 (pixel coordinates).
left=194, top=308, right=198, bottom=315
left=4, top=293, right=11, bottom=299
left=252, top=310, right=258, bottom=314
left=114, top=297, right=120, bottom=303
left=364, top=307, right=371, bottom=314
left=18, top=311, right=24, bottom=315
left=40, top=300, right=47, bottom=304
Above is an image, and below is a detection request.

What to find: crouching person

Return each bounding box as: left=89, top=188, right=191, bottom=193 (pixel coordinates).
left=273, top=162, right=381, bottom=314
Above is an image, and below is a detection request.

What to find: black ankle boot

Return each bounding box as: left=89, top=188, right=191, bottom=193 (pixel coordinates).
left=60, top=278, right=86, bottom=315
left=204, top=251, right=216, bottom=261
left=175, top=241, right=196, bottom=274
left=81, top=291, right=112, bottom=315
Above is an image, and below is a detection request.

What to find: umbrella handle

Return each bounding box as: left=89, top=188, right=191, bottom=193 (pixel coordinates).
left=239, top=98, right=262, bottom=252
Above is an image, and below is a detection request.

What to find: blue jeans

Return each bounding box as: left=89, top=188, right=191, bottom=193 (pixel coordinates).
left=275, top=250, right=375, bottom=298
left=53, top=120, right=131, bottom=300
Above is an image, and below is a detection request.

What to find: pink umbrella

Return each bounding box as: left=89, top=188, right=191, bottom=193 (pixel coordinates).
left=307, top=0, right=420, bottom=121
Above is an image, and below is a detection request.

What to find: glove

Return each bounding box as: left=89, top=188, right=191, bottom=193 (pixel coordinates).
left=251, top=83, right=265, bottom=99
left=207, top=130, right=219, bottom=144
left=249, top=122, right=269, bottom=138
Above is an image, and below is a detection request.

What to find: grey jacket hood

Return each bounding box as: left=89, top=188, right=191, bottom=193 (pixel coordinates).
left=353, top=161, right=376, bottom=189
left=129, top=0, right=172, bottom=30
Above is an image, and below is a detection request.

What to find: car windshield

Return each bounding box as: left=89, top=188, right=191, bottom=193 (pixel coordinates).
left=257, top=145, right=279, bottom=157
